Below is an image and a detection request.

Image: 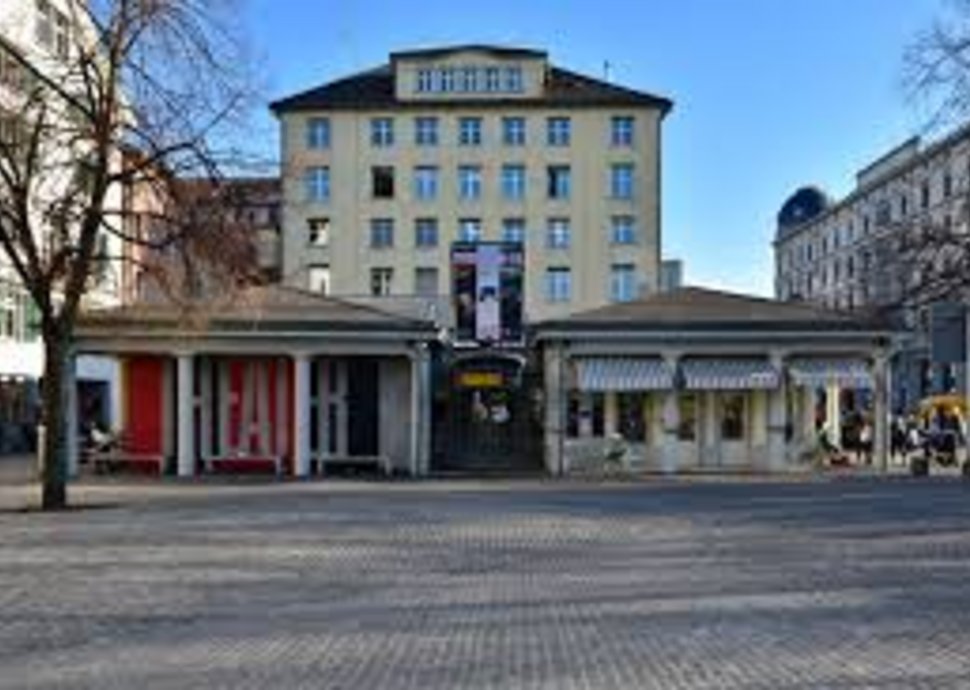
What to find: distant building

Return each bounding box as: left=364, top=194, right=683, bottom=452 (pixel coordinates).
left=660, top=259, right=683, bottom=292
left=773, top=125, right=970, bottom=410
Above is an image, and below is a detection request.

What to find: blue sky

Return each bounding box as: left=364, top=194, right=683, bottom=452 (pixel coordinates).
left=244, top=0, right=945, bottom=295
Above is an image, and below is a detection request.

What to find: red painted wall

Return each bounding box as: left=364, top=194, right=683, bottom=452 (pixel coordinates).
left=125, top=356, right=164, bottom=455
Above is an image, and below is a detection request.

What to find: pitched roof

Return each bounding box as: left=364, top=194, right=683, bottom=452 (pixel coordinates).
left=389, top=44, right=547, bottom=61
left=270, top=64, right=673, bottom=113
left=536, top=287, right=891, bottom=333
left=76, top=285, right=435, bottom=336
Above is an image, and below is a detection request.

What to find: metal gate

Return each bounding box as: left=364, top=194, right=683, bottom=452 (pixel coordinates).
left=434, top=353, right=542, bottom=472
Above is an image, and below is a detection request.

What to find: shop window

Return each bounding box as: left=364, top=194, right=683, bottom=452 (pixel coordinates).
left=721, top=393, right=746, bottom=441
left=592, top=393, right=605, bottom=437
left=618, top=392, right=646, bottom=443
left=677, top=394, right=697, bottom=441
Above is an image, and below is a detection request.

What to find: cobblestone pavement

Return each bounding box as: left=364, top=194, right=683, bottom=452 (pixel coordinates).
left=2, top=477, right=970, bottom=689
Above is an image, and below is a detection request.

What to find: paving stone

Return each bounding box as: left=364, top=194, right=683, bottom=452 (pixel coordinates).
left=0, top=477, right=969, bottom=688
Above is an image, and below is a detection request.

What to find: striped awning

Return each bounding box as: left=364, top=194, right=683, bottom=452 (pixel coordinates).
left=788, top=358, right=873, bottom=389
left=574, top=357, right=674, bottom=392
left=681, top=359, right=780, bottom=390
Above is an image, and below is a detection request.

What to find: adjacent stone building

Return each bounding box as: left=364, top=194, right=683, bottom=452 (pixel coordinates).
left=774, top=125, right=970, bottom=411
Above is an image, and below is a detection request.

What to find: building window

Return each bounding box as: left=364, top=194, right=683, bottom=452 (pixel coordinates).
left=899, top=193, right=908, bottom=218
left=415, top=218, right=438, bottom=248
left=416, top=69, right=433, bottom=93
left=863, top=215, right=870, bottom=234
left=414, top=267, right=439, bottom=296
left=370, top=267, right=393, bottom=296
left=503, top=117, right=526, bottom=146
left=545, top=267, right=572, bottom=302
left=546, top=218, right=570, bottom=249
left=0, top=48, right=24, bottom=91
left=459, top=66, right=478, bottom=92
left=921, top=181, right=930, bottom=209
left=371, top=166, right=395, bottom=199
left=611, top=216, right=636, bottom=244
left=501, top=164, right=526, bottom=201
left=611, top=163, right=635, bottom=199
left=304, top=167, right=330, bottom=202
left=875, top=199, right=891, bottom=226
left=459, top=165, right=482, bottom=200
left=485, top=67, right=501, bottom=92
left=502, top=218, right=525, bottom=244
left=505, top=66, right=524, bottom=92
left=35, top=1, right=66, bottom=56
left=413, top=166, right=438, bottom=201
left=370, top=118, right=394, bottom=147
left=458, top=117, right=482, bottom=146
left=54, top=10, right=68, bottom=58
left=306, top=117, right=330, bottom=149
left=414, top=116, right=438, bottom=146
left=944, top=170, right=953, bottom=198
left=547, top=165, right=571, bottom=200
left=307, top=217, right=330, bottom=246
left=458, top=218, right=482, bottom=243
left=721, top=393, right=746, bottom=441
left=611, top=116, right=634, bottom=146
left=308, top=265, right=330, bottom=295
left=610, top=263, right=637, bottom=302
left=370, top=218, right=394, bottom=249
left=547, top=117, right=571, bottom=146
left=440, top=68, right=455, bottom=92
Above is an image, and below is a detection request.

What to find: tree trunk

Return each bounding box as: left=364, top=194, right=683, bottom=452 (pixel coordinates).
left=40, top=334, right=71, bottom=510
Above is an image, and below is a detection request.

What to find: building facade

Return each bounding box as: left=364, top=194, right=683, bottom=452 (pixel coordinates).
left=0, top=0, right=127, bottom=454
left=270, top=45, right=672, bottom=323
left=774, top=126, right=970, bottom=411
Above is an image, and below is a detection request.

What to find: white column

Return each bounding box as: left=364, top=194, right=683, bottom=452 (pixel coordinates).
left=292, top=353, right=311, bottom=478
left=604, top=392, right=619, bottom=437
left=176, top=353, right=195, bottom=478
left=409, top=347, right=432, bottom=477
left=543, top=343, right=567, bottom=475
left=873, top=353, right=890, bottom=473
left=65, top=352, right=79, bottom=479
left=660, top=353, right=680, bottom=474
left=825, top=382, right=842, bottom=448
left=199, top=357, right=213, bottom=460
left=768, top=353, right=788, bottom=470
left=703, top=390, right=718, bottom=468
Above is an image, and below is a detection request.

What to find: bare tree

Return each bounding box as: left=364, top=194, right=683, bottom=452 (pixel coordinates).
left=0, top=0, right=258, bottom=509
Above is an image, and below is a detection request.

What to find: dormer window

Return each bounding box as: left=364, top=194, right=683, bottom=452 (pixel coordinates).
left=505, top=67, right=523, bottom=92
left=416, top=69, right=433, bottom=93
left=485, top=67, right=501, bottom=92
left=440, top=68, right=455, bottom=92
left=459, top=66, right=478, bottom=92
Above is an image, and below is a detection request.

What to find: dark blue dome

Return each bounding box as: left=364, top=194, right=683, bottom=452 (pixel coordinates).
left=776, top=187, right=830, bottom=240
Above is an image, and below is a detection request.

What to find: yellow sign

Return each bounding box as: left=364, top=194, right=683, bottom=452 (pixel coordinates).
left=458, top=371, right=504, bottom=389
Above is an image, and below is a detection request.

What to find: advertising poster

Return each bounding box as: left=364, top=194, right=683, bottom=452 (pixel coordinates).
left=451, top=242, right=525, bottom=346
left=475, top=244, right=502, bottom=342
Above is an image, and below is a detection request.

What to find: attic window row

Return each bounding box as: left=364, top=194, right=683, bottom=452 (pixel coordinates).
left=414, top=66, right=524, bottom=95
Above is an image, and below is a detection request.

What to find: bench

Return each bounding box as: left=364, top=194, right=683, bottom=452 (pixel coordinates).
left=90, top=451, right=166, bottom=476
left=202, top=455, right=282, bottom=477
left=317, top=455, right=391, bottom=477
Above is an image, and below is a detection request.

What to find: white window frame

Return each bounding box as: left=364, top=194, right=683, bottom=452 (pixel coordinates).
left=502, top=164, right=526, bottom=201
left=416, top=69, right=433, bottom=93
left=611, top=216, right=636, bottom=245
left=610, top=263, right=637, bottom=302
left=546, top=268, right=572, bottom=302
left=547, top=117, right=571, bottom=147
left=458, top=117, right=482, bottom=146
left=413, top=166, right=438, bottom=201
left=502, top=218, right=526, bottom=244
left=548, top=166, right=571, bottom=200
left=414, top=218, right=438, bottom=248
left=304, top=167, right=330, bottom=203
left=458, top=218, right=482, bottom=243
left=370, top=218, right=394, bottom=249
left=414, top=117, right=438, bottom=146
left=307, top=217, right=330, bottom=246
left=547, top=218, right=571, bottom=249
left=503, top=117, right=526, bottom=146
left=370, top=118, right=394, bottom=147
left=611, top=163, right=634, bottom=200
left=306, top=117, right=330, bottom=150
left=459, top=165, right=482, bottom=200
left=370, top=268, right=393, bottom=296
left=611, top=116, right=634, bottom=146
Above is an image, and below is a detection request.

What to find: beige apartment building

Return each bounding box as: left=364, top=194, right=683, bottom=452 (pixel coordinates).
left=774, top=125, right=970, bottom=410
left=270, top=45, right=672, bottom=325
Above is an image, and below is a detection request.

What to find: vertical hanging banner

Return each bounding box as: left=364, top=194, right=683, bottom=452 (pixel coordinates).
left=451, top=242, right=525, bottom=346
left=475, top=244, right=502, bottom=342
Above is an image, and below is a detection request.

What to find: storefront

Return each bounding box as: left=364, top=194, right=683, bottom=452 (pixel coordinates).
left=71, top=286, right=436, bottom=478
left=537, top=287, right=895, bottom=474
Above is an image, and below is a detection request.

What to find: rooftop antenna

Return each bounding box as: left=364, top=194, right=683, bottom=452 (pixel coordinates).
left=603, top=60, right=612, bottom=83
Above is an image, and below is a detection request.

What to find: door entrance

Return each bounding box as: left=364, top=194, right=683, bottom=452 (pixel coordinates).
left=435, top=355, right=541, bottom=472
left=347, top=359, right=379, bottom=456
